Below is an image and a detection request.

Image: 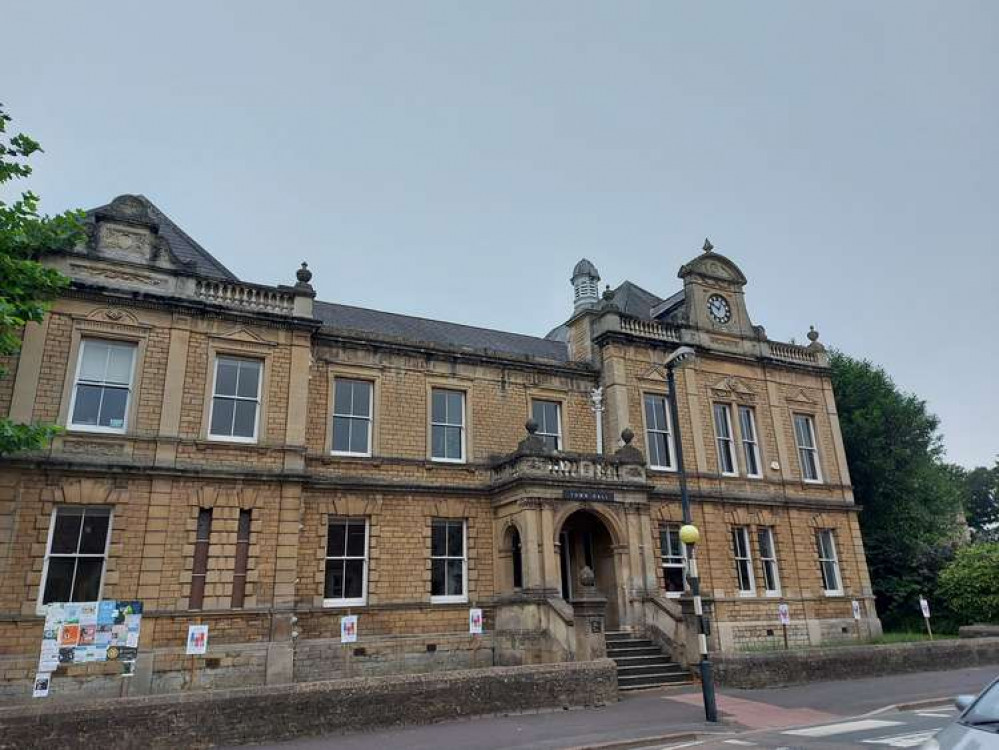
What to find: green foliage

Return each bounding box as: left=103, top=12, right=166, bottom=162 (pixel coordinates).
left=830, top=351, right=965, bottom=630
left=0, top=103, right=80, bottom=455
left=964, top=464, right=999, bottom=539
left=938, top=543, right=999, bottom=624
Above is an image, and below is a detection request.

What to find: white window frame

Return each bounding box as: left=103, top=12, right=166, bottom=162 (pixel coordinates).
left=531, top=399, right=563, bottom=451
left=732, top=526, right=756, bottom=596
left=794, top=413, right=823, bottom=483
left=738, top=405, right=763, bottom=478
left=644, top=393, right=676, bottom=472
left=659, top=523, right=687, bottom=598
left=38, top=506, right=113, bottom=614
left=430, top=388, right=466, bottom=463
left=430, top=519, right=468, bottom=604
left=757, top=526, right=781, bottom=596
left=817, top=529, right=843, bottom=596
left=323, top=517, right=369, bottom=607
left=331, top=378, right=373, bottom=457
left=714, top=403, right=738, bottom=476
left=208, top=356, right=262, bottom=444
left=67, top=339, right=137, bottom=435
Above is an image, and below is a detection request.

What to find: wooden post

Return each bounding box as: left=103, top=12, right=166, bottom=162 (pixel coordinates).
left=782, top=623, right=789, bottom=650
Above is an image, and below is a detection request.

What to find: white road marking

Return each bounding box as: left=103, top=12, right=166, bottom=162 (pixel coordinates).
left=723, top=740, right=757, bottom=746
left=784, top=719, right=903, bottom=737
left=861, top=729, right=939, bottom=747
left=916, top=711, right=953, bottom=718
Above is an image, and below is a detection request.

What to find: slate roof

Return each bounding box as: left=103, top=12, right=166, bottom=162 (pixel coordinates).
left=315, top=301, right=571, bottom=363
left=86, top=196, right=238, bottom=281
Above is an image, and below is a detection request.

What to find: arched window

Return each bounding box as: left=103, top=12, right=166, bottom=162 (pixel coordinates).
left=511, top=527, right=523, bottom=589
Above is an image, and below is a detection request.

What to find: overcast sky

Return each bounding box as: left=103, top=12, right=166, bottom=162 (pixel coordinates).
left=4, top=2, right=996, bottom=467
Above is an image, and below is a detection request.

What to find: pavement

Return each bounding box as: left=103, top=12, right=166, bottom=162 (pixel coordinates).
left=226, top=665, right=998, bottom=750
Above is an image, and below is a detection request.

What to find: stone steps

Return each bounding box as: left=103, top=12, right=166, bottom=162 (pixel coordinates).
left=605, top=631, right=691, bottom=692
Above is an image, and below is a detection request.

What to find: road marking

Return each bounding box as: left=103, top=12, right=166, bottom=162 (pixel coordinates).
left=861, top=729, right=939, bottom=747
left=915, top=711, right=953, bottom=718
left=723, top=741, right=758, bottom=746
left=784, top=719, right=903, bottom=737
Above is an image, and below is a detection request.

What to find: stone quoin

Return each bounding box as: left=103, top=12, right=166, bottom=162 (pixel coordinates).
left=0, top=195, right=880, bottom=702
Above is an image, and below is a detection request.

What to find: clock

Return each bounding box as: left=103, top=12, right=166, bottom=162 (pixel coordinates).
left=707, top=294, right=732, bottom=324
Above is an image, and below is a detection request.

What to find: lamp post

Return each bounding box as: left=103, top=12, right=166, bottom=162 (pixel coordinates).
left=664, top=345, right=718, bottom=723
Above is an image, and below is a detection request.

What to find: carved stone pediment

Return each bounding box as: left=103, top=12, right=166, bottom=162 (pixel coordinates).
left=709, top=375, right=756, bottom=402
left=785, top=388, right=816, bottom=404
left=212, top=326, right=274, bottom=345
left=638, top=364, right=669, bottom=383
left=677, top=251, right=748, bottom=287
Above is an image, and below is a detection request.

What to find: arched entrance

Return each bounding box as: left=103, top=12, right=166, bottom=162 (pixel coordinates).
left=556, top=509, right=620, bottom=630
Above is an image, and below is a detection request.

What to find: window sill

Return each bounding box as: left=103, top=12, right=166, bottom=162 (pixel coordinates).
left=664, top=592, right=684, bottom=599
left=764, top=590, right=782, bottom=598
left=430, top=458, right=467, bottom=465
left=648, top=465, right=677, bottom=473
left=803, top=478, right=824, bottom=485
left=823, top=590, right=844, bottom=598
left=431, top=595, right=468, bottom=605
left=737, top=590, right=757, bottom=598
left=330, top=451, right=372, bottom=459
left=206, top=434, right=259, bottom=445
left=323, top=599, right=367, bottom=608
left=67, top=425, right=127, bottom=435
left=720, top=471, right=740, bottom=478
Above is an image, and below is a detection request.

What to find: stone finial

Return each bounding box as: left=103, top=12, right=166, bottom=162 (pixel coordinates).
left=515, top=418, right=547, bottom=456
left=702, top=237, right=714, bottom=254
left=579, top=565, right=596, bottom=588
left=614, top=427, right=644, bottom=464
left=806, top=325, right=826, bottom=352
left=621, top=427, right=634, bottom=445
left=525, top=418, right=539, bottom=435
left=296, top=261, right=313, bottom=287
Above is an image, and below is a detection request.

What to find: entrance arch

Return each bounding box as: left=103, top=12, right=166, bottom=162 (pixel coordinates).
left=556, top=508, right=621, bottom=630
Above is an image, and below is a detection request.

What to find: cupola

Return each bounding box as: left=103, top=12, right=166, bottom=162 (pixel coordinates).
left=571, top=258, right=600, bottom=312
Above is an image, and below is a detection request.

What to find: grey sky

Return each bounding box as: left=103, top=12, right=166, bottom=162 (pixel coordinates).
left=5, top=1, right=996, bottom=467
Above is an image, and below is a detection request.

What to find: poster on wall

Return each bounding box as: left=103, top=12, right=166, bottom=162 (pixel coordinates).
left=469, top=608, right=483, bottom=635
left=186, top=625, right=209, bottom=655
left=32, top=673, right=51, bottom=698
left=340, top=615, right=358, bottom=643
left=36, top=599, right=144, bottom=690
left=777, top=603, right=791, bottom=626
left=852, top=600, right=862, bottom=620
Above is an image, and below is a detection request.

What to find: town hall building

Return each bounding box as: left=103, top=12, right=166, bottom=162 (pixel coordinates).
left=0, top=194, right=880, bottom=700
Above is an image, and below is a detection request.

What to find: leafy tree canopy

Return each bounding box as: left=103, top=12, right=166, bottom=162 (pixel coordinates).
left=0, top=103, right=80, bottom=455
left=963, top=463, right=999, bottom=539
left=938, top=543, right=999, bottom=625
left=830, top=351, right=965, bottom=628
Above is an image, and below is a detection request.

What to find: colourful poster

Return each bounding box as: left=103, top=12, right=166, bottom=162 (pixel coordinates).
left=58, top=624, right=80, bottom=647
left=340, top=615, right=358, bottom=643
left=186, top=625, right=209, bottom=655
left=469, top=608, right=483, bottom=635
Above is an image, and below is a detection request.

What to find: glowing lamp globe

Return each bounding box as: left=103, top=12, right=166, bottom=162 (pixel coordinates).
left=679, top=524, right=700, bottom=546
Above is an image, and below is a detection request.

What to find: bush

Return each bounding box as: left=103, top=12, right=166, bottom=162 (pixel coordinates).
left=938, top=543, right=999, bottom=625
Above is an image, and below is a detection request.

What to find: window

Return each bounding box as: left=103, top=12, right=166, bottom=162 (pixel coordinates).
left=531, top=399, right=562, bottom=451
left=332, top=379, right=373, bottom=456
left=714, top=404, right=737, bottom=475
left=189, top=508, right=213, bottom=610
left=431, top=519, right=467, bottom=602
left=817, top=529, right=842, bottom=595
left=659, top=524, right=687, bottom=596
left=431, top=389, right=465, bottom=462
left=209, top=357, right=262, bottom=441
left=757, top=527, right=780, bottom=595
left=231, top=510, right=252, bottom=608
left=644, top=394, right=675, bottom=470
left=794, top=414, right=822, bottom=482
left=41, top=507, right=112, bottom=606
left=739, top=406, right=762, bottom=478
left=69, top=339, right=136, bottom=433
left=324, top=518, right=368, bottom=606
left=731, top=526, right=755, bottom=594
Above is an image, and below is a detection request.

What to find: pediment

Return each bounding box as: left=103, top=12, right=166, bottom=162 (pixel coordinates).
left=638, top=364, right=669, bottom=383
left=678, top=251, right=747, bottom=286
left=85, top=307, right=141, bottom=326
left=213, top=326, right=272, bottom=345
left=709, top=376, right=756, bottom=401
left=786, top=388, right=816, bottom=404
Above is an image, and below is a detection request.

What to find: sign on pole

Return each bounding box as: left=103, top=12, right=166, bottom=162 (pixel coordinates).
left=32, top=673, right=51, bottom=698
left=469, top=608, right=483, bottom=635
left=340, top=615, right=358, bottom=644
left=186, top=625, right=209, bottom=655
left=777, top=603, right=790, bottom=649
left=851, top=600, right=862, bottom=620
left=919, top=595, right=933, bottom=640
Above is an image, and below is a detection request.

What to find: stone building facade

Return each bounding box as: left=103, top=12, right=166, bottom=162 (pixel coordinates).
left=0, top=195, right=880, bottom=701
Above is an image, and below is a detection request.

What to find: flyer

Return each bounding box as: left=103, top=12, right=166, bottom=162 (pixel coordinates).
left=36, top=599, right=144, bottom=679
left=777, top=603, right=791, bottom=626
left=32, top=673, right=51, bottom=698
left=340, top=615, right=358, bottom=643
left=186, top=625, right=209, bottom=655
left=469, top=608, right=483, bottom=635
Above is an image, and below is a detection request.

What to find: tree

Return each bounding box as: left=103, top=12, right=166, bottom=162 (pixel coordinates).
left=0, top=104, right=80, bottom=455
left=964, top=463, right=999, bottom=540
left=830, top=351, right=965, bottom=629
left=938, top=543, right=999, bottom=625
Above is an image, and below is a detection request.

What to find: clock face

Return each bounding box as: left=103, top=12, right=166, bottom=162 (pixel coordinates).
left=707, top=294, right=732, bottom=324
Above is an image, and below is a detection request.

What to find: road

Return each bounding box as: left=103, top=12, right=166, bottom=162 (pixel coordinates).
left=225, top=666, right=997, bottom=750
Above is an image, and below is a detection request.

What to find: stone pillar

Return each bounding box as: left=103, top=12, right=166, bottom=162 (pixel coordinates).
left=155, top=320, right=190, bottom=466
left=571, top=566, right=607, bottom=661
left=8, top=318, right=49, bottom=423
left=266, top=483, right=302, bottom=684
left=540, top=502, right=561, bottom=594
left=283, top=331, right=312, bottom=472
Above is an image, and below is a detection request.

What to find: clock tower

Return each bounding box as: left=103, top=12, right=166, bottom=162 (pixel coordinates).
left=676, top=239, right=760, bottom=344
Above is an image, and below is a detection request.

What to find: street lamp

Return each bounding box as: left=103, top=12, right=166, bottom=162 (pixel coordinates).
left=664, top=345, right=719, bottom=723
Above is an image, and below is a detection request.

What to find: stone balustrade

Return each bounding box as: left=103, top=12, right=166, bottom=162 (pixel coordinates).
left=619, top=316, right=681, bottom=342
left=491, top=450, right=646, bottom=487
left=194, top=279, right=299, bottom=316
left=764, top=340, right=821, bottom=365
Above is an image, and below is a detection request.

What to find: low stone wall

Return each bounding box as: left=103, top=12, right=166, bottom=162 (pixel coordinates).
left=713, top=637, right=999, bottom=688
left=0, top=659, right=618, bottom=750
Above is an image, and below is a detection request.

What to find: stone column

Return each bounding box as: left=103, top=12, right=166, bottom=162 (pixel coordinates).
left=571, top=566, right=607, bottom=661
left=283, top=330, right=312, bottom=473
left=8, top=318, right=49, bottom=423
left=155, top=319, right=190, bottom=466
left=266, top=483, right=302, bottom=685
